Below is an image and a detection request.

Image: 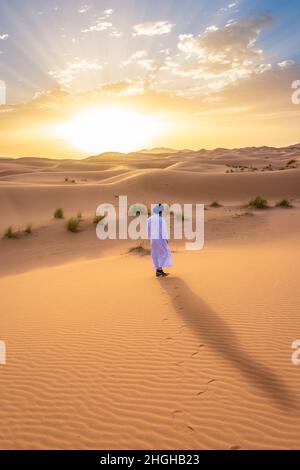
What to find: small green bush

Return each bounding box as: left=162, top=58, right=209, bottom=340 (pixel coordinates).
left=128, top=245, right=150, bottom=256
left=248, top=196, right=268, bottom=209
left=276, top=198, right=293, bottom=208
left=24, top=224, right=32, bottom=234
left=3, top=226, right=18, bottom=239
left=4, top=226, right=13, bottom=239
left=210, top=201, right=222, bottom=208
left=66, top=217, right=81, bottom=232
left=54, top=208, right=64, bottom=219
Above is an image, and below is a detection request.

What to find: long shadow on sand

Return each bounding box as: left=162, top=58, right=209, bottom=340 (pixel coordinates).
left=161, top=276, right=297, bottom=411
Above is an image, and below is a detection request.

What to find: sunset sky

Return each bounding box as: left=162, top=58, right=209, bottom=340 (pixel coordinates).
left=0, top=0, right=300, bottom=158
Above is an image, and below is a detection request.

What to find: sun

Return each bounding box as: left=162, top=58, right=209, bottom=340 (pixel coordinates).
left=54, top=106, right=164, bottom=154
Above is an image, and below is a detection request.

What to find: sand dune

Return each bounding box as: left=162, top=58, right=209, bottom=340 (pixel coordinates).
left=0, top=169, right=130, bottom=185
left=0, top=146, right=300, bottom=449
left=1, top=234, right=300, bottom=449
left=1, top=167, right=299, bottom=231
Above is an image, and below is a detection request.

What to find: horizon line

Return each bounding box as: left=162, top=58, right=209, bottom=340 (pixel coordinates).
left=0, top=141, right=300, bottom=160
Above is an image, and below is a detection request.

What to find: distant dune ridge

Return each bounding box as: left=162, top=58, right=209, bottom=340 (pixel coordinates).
left=1, top=143, right=300, bottom=449
left=1, top=142, right=300, bottom=163
left=85, top=142, right=300, bottom=161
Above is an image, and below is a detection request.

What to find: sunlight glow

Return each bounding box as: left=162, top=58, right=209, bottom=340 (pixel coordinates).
left=54, top=106, right=165, bottom=154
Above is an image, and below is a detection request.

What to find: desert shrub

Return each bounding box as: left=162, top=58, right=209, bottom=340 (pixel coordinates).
left=248, top=195, right=268, bottom=209
left=54, top=208, right=64, bottom=219
left=128, top=245, right=150, bottom=256
left=77, top=211, right=82, bottom=219
left=3, top=226, right=18, bottom=239
left=276, top=198, right=293, bottom=208
left=210, top=201, right=222, bottom=208
left=24, top=224, right=32, bottom=234
left=66, top=217, right=81, bottom=232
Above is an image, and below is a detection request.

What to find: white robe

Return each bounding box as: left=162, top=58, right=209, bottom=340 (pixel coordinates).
left=147, top=214, right=173, bottom=269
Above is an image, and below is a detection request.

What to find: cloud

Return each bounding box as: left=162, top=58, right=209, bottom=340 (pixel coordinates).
left=45, top=14, right=295, bottom=107
left=219, top=1, right=239, bottom=13
left=82, top=21, right=112, bottom=33
left=218, top=63, right=300, bottom=113
left=0, top=34, right=9, bottom=40
left=173, top=16, right=275, bottom=91
left=139, top=57, right=177, bottom=72
left=103, top=9, right=114, bottom=17
left=255, top=63, right=272, bottom=74
left=31, top=79, right=148, bottom=104
left=163, top=62, right=300, bottom=127
left=78, top=4, right=92, bottom=14
left=49, top=60, right=103, bottom=87
left=205, top=25, right=219, bottom=33
left=137, top=59, right=160, bottom=71
left=178, top=16, right=273, bottom=63
left=121, top=49, right=177, bottom=72
left=81, top=9, right=122, bottom=37
left=133, top=21, right=175, bottom=36
left=278, top=60, right=295, bottom=68
left=121, top=17, right=278, bottom=97
left=0, top=79, right=151, bottom=117
left=99, top=78, right=148, bottom=96
left=121, top=50, right=148, bottom=67
left=109, top=29, right=123, bottom=38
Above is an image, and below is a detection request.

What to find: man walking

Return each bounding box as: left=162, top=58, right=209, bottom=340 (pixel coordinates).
left=147, top=204, right=173, bottom=277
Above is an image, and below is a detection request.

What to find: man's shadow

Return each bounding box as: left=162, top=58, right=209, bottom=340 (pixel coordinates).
left=161, top=276, right=297, bottom=411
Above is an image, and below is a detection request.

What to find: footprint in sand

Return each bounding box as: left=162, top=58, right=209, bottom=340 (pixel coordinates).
left=175, top=361, right=185, bottom=366
left=187, top=425, right=195, bottom=433
left=207, top=379, right=216, bottom=384
left=191, top=344, right=204, bottom=356
left=172, top=410, right=194, bottom=434
left=172, top=410, right=183, bottom=420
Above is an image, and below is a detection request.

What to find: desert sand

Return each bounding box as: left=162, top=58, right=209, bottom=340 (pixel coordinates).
left=0, top=146, right=300, bottom=449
